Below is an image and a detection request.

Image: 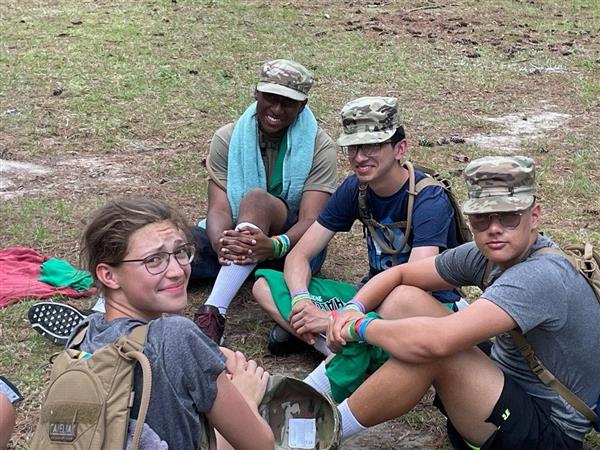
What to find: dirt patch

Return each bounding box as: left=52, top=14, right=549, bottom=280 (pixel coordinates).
left=467, top=108, right=571, bottom=152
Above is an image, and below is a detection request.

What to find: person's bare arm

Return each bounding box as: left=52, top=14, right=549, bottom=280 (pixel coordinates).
left=284, top=221, right=335, bottom=295
left=208, top=371, right=274, bottom=450
left=206, top=181, right=234, bottom=254
left=355, top=299, right=516, bottom=363
left=283, top=190, right=331, bottom=247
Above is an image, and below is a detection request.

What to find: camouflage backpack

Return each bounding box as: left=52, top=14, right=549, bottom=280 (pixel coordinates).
left=31, top=325, right=153, bottom=450
left=358, top=160, right=472, bottom=265
left=483, top=242, right=600, bottom=430
left=259, top=376, right=341, bottom=450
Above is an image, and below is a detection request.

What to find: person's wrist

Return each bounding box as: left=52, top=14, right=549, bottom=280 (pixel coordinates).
left=291, top=293, right=312, bottom=307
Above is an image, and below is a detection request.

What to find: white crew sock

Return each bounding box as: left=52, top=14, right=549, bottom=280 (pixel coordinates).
left=338, top=399, right=367, bottom=441
left=303, top=361, right=332, bottom=395
left=204, top=222, right=260, bottom=315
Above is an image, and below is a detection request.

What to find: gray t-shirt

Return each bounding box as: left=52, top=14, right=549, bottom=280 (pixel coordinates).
left=435, top=235, right=600, bottom=441
left=70, top=314, right=225, bottom=450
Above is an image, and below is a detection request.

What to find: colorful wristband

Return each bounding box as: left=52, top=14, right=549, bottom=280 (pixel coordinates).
left=291, top=288, right=309, bottom=298
left=343, top=303, right=361, bottom=313
left=347, top=320, right=360, bottom=341
left=358, top=317, right=376, bottom=342
left=270, top=234, right=291, bottom=259
left=291, top=293, right=312, bottom=308
left=348, top=299, right=366, bottom=313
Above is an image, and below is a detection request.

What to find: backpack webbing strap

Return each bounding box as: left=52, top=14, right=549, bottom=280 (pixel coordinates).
left=357, top=161, right=418, bottom=265
left=117, top=325, right=151, bottom=450
left=509, top=329, right=598, bottom=422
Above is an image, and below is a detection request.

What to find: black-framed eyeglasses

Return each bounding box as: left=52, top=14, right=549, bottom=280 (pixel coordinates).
left=340, top=141, right=391, bottom=158
left=120, top=243, right=196, bottom=275
left=467, top=211, right=525, bottom=232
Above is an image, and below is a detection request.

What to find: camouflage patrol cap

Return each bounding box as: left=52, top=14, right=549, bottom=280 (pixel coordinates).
left=337, top=96, right=401, bottom=146
left=259, top=375, right=341, bottom=450
left=463, top=156, right=536, bottom=214
left=256, top=59, right=314, bottom=102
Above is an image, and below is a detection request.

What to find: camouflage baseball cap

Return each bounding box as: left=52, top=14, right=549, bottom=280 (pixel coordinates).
left=259, top=375, right=341, bottom=450
left=337, top=96, right=401, bottom=146
left=256, top=59, right=314, bottom=102
left=463, top=156, right=536, bottom=214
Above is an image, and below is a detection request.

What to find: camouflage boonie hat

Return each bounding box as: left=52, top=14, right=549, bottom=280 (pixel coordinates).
left=256, top=59, right=314, bottom=102
left=337, top=96, right=401, bottom=146
left=463, top=156, right=536, bottom=214
left=259, top=375, right=341, bottom=450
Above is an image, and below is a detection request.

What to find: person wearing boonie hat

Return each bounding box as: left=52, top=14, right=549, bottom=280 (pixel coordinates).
left=253, top=95, right=461, bottom=361
left=324, top=155, right=600, bottom=449
left=190, top=59, right=337, bottom=345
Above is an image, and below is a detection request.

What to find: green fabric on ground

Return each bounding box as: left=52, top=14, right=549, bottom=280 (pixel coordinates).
left=325, top=312, right=390, bottom=403
left=39, top=258, right=94, bottom=292
left=255, top=268, right=357, bottom=320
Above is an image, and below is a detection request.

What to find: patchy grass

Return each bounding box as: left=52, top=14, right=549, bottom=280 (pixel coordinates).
left=1, top=0, right=599, bottom=448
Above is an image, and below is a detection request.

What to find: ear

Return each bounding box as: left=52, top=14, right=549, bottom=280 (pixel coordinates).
left=298, top=99, right=308, bottom=113
left=96, top=263, right=121, bottom=291
left=529, top=203, right=541, bottom=228
left=393, top=139, right=408, bottom=161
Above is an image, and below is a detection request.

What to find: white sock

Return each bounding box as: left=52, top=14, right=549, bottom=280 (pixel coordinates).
left=204, top=222, right=260, bottom=315
left=338, top=399, right=367, bottom=441
left=303, top=361, right=332, bottom=395
left=313, top=335, right=331, bottom=356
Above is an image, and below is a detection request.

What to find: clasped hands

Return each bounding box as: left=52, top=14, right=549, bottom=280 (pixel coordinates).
left=216, top=226, right=273, bottom=265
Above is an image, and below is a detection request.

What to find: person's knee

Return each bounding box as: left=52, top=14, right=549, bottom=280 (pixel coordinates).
left=240, top=188, right=269, bottom=208
left=376, top=285, right=433, bottom=319
left=0, top=395, right=16, bottom=450
left=252, top=278, right=274, bottom=310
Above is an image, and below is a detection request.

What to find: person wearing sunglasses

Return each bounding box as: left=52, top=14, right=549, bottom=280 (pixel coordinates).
left=65, top=198, right=274, bottom=450
left=327, top=156, right=600, bottom=449
left=253, top=96, right=462, bottom=358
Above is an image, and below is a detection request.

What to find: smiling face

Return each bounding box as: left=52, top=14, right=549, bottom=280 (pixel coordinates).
left=347, top=139, right=407, bottom=188
left=470, top=204, right=541, bottom=270
left=255, top=90, right=306, bottom=138
left=97, top=220, right=190, bottom=321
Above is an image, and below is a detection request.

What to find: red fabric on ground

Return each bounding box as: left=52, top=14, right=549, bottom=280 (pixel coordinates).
left=0, top=247, right=95, bottom=309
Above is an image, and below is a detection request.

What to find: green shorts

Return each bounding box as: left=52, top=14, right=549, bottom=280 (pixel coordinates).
left=255, top=269, right=357, bottom=321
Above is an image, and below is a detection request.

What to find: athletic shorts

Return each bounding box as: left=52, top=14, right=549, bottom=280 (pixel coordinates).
left=254, top=269, right=357, bottom=320
left=436, top=373, right=582, bottom=450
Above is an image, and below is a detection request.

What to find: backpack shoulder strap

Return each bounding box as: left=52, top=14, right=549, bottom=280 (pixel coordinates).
left=116, top=324, right=152, bottom=450
left=509, top=329, right=598, bottom=422
left=67, top=325, right=89, bottom=349
left=414, top=175, right=442, bottom=193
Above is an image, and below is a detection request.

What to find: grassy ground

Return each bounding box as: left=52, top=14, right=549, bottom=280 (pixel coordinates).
left=1, top=0, right=599, bottom=448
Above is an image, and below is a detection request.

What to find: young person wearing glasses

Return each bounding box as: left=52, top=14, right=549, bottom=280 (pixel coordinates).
left=327, top=156, right=600, bottom=449
left=253, top=96, right=461, bottom=360
left=68, top=198, right=274, bottom=450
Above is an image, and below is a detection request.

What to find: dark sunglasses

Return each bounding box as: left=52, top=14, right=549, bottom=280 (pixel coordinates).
left=467, top=211, right=525, bottom=232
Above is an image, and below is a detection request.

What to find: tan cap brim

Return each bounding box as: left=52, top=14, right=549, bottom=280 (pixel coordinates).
left=337, top=128, right=396, bottom=146
left=463, top=195, right=534, bottom=215
left=256, top=82, right=307, bottom=101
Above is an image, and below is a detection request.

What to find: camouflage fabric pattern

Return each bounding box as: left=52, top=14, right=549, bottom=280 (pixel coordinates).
left=256, top=59, right=314, bottom=101
left=463, top=156, right=536, bottom=214
left=259, top=375, right=341, bottom=449
left=337, top=96, right=400, bottom=146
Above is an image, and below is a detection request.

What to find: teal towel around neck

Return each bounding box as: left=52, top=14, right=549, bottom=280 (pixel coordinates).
left=226, top=102, right=317, bottom=223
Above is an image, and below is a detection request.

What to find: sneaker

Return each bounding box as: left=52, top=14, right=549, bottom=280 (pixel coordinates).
left=28, top=302, right=87, bottom=346
left=267, top=324, right=311, bottom=356
left=193, top=304, right=226, bottom=345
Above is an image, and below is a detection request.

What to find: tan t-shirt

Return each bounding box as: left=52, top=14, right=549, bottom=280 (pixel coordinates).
left=207, top=122, right=337, bottom=194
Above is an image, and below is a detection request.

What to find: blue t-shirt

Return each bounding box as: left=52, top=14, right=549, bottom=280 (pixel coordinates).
left=318, top=172, right=460, bottom=303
